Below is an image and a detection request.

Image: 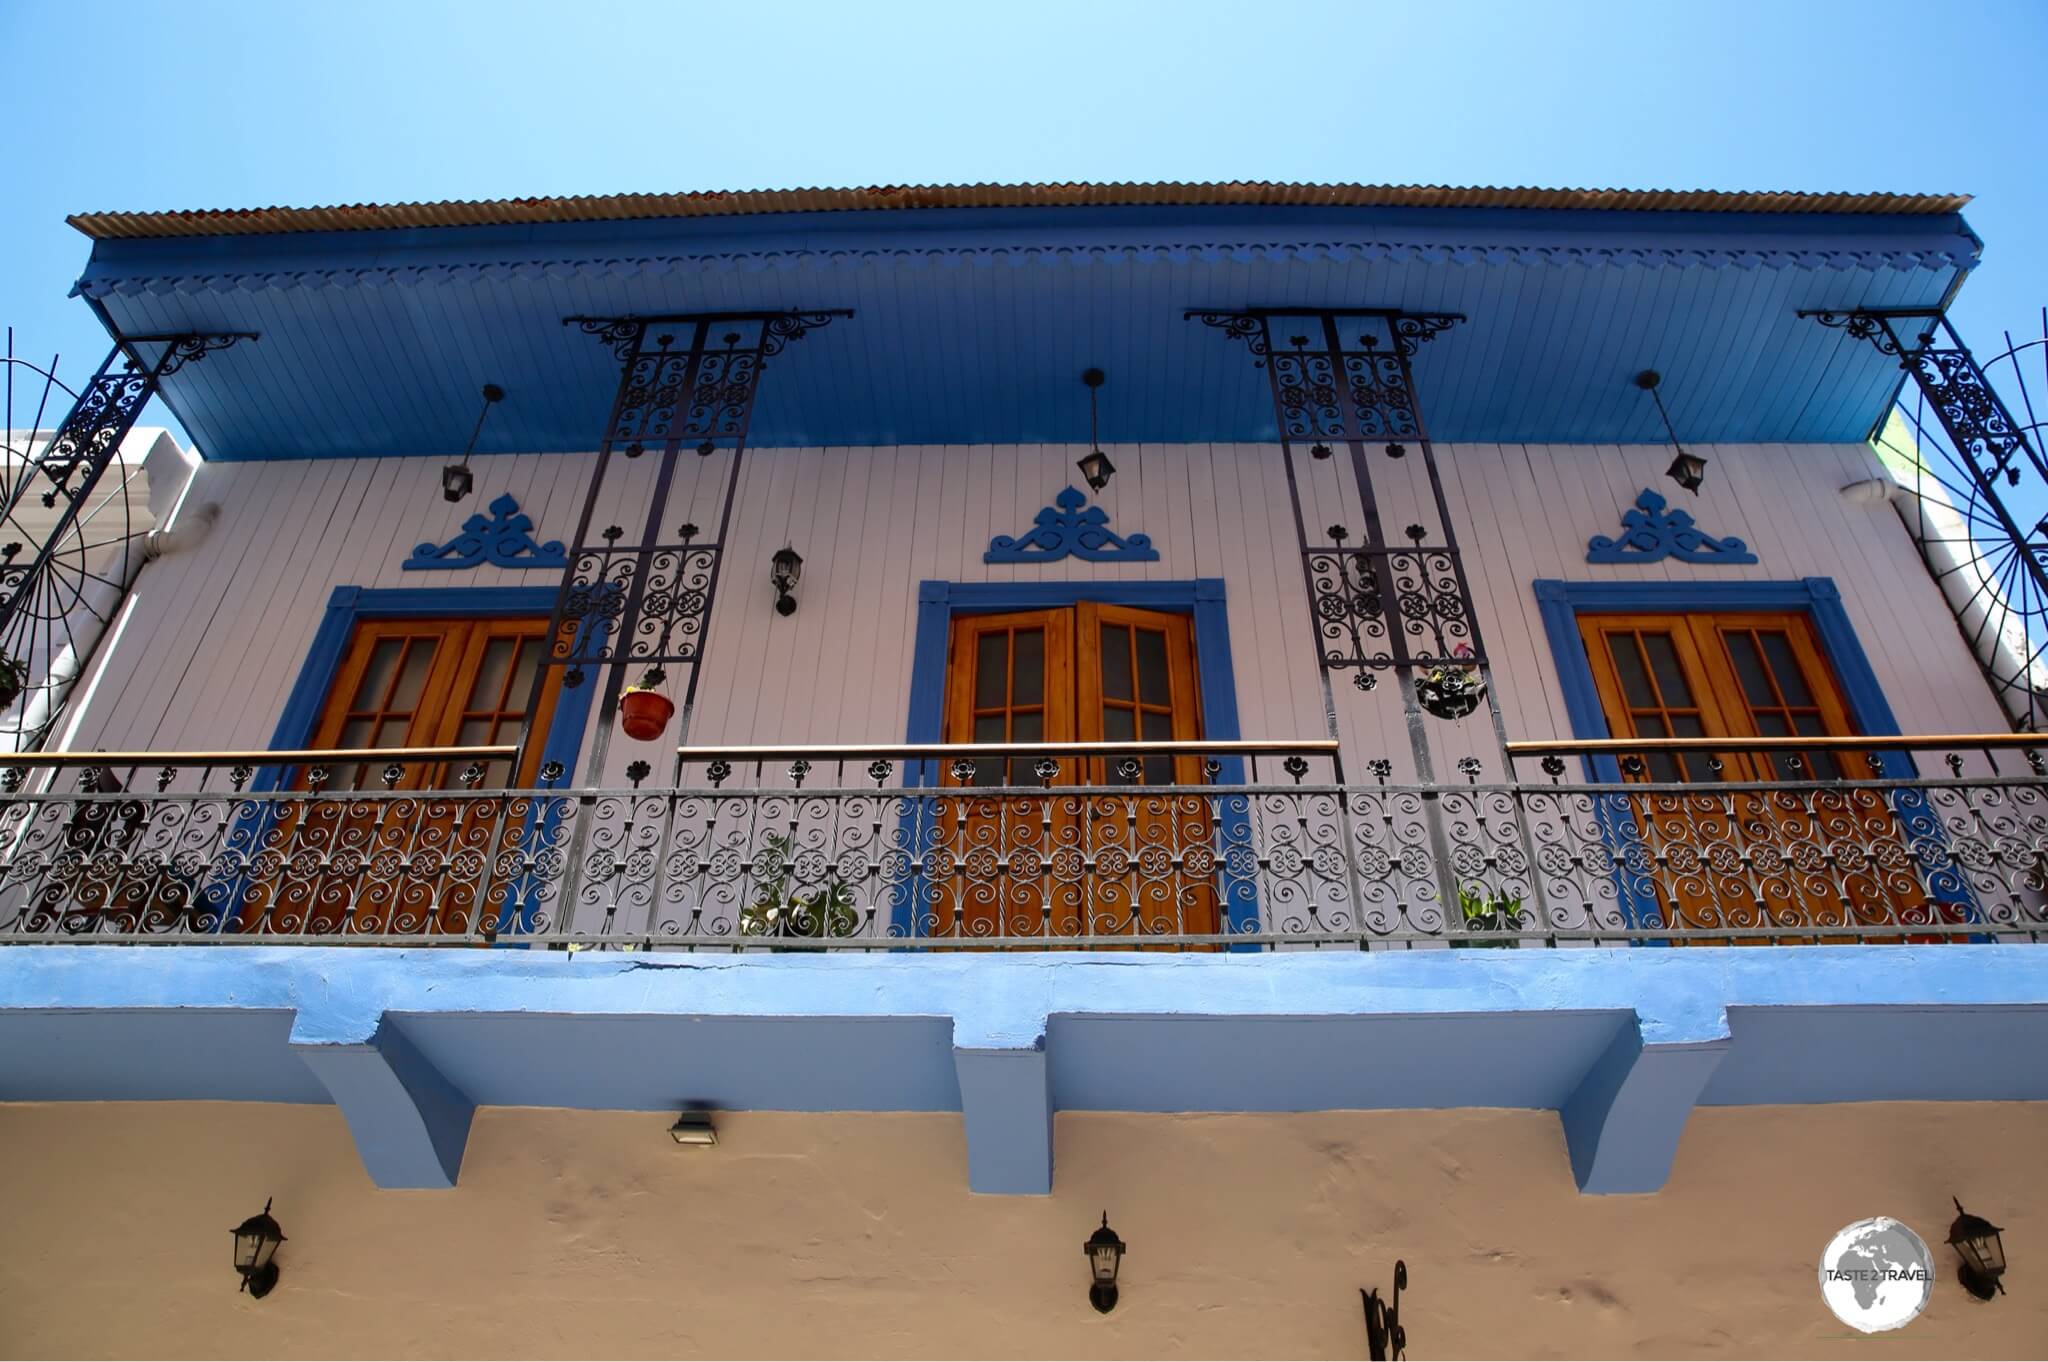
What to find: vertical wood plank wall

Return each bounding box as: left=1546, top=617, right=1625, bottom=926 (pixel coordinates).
left=61, top=441, right=2008, bottom=785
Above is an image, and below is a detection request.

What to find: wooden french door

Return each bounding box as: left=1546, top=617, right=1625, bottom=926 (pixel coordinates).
left=1578, top=611, right=1932, bottom=939
left=249, top=616, right=565, bottom=934
left=934, top=603, right=1218, bottom=941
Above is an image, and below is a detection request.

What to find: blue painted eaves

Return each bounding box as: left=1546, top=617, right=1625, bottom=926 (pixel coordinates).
left=70, top=203, right=1980, bottom=458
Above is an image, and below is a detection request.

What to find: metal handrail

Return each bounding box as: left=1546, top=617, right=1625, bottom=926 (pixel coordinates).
left=0, top=745, right=518, bottom=768
left=1505, top=733, right=2045, bottom=756
left=668, top=739, right=1340, bottom=761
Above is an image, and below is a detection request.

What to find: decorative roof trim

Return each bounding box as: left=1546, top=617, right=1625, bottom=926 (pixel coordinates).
left=67, top=181, right=1972, bottom=241
left=72, top=237, right=1976, bottom=300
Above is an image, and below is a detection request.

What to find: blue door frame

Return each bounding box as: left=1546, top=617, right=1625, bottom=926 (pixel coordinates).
left=1532, top=576, right=1974, bottom=931
left=216, top=586, right=601, bottom=935
left=897, top=579, right=1257, bottom=939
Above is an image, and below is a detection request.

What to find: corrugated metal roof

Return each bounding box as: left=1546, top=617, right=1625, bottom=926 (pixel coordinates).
left=67, top=181, right=1974, bottom=240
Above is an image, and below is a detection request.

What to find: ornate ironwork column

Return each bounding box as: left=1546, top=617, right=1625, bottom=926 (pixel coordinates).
left=1188, top=309, right=1504, bottom=764
left=1191, top=308, right=1523, bottom=930
left=1803, top=308, right=2048, bottom=728
left=529, top=311, right=849, bottom=783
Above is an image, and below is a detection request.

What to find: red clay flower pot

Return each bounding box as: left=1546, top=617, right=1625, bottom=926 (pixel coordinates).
left=617, top=687, right=675, bottom=742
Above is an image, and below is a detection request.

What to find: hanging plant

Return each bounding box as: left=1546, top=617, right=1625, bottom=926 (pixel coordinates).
left=1451, top=885, right=1522, bottom=948
left=617, top=669, right=675, bottom=741
left=0, top=655, right=28, bottom=710
left=1415, top=662, right=1484, bottom=721
left=740, top=833, right=860, bottom=945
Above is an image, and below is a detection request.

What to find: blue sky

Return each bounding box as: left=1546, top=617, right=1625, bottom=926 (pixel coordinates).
left=4, top=0, right=2045, bottom=439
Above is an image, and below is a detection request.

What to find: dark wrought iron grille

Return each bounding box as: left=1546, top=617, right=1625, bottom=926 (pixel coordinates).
left=0, top=738, right=2041, bottom=947
left=1189, top=309, right=1485, bottom=685
left=0, top=333, right=251, bottom=695
left=1804, top=308, right=2048, bottom=730
left=544, top=313, right=849, bottom=688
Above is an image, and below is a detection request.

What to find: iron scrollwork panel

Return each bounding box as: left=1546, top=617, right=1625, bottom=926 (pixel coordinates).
left=1307, top=542, right=1481, bottom=679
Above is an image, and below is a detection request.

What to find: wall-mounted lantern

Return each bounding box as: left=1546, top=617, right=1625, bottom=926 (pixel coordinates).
left=1948, top=1198, right=2008, bottom=1299
left=1075, top=368, right=1116, bottom=492
left=770, top=545, right=804, bottom=616
left=618, top=667, right=674, bottom=742
left=668, top=1110, right=717, bottom=1146
left=1633, top=370, right=1705, bottom=495
left=1083, top=1211, right=1126, bottom=1314
left=441, top=383, right=505, bottom=503
left=231, top=1198, right=285, bottom=1299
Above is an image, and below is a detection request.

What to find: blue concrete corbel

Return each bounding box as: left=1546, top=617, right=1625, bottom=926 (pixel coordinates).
left=952, top=999, right=1053, bottom=1195
left=289, top=1014, right=475, bottom=1189
left=1559, top=1010, right=1731, bottom=1195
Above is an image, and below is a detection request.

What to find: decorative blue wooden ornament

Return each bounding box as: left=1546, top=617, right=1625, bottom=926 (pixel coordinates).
left=404, top=493, right=569, bottom=571
left=1586, top=488, right=1757, bottom=565
left=985, top=486, right=1159, bottom=564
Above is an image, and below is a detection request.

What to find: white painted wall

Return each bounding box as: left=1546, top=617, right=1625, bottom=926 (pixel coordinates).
left=0, top=1100, right=2042, bottom=1359
left=58, top=440, right=2006, bottom=786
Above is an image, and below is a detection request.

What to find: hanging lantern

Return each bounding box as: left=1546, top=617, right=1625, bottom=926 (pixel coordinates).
left=230, top=1198, right=286, bottom=1299
left=1634, top=370, right=1707, bottom=495
left=1665, top=448, right=1707, bottom=494
left=1076, top=368, right=1116, bottom=492
left=617, top=668, right=674, bottom=742
left=1948, top=1198, right=2008, bottom=1299
left=1083, top=1211, right=1126, bottom=1314
left=440, top=462, right=474, bottom=503
left=440, top=383, right=504, bottom=503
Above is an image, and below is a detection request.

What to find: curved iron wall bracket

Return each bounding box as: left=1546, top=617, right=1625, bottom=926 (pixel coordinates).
left=0, top=331, right=255, bottom=648
left=1803, top=307, right=2048, bottom=728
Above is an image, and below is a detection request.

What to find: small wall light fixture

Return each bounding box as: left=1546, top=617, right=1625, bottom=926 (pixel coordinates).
left=1362, top=1259, right=1408, bottom=1360
left=1075, top=368, right=1116, bottom=492
left=668, top=1110, right=718, bottom=1146
left=231, top=1197, right=286, bottom=1299
left=770, top=545, right=804, bottom=616
left=1083, top=1211, right=1126, bottom=1314
left=617, top=667, right=675, bottom=742
left=442, top=383, right=505, bottom=502
left=1948, top=1197, right=2008, bottom=1299
left=1634, top=370, right=1705, bottom=494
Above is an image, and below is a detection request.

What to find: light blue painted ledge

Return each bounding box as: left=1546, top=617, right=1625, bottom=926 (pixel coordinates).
left=1, top=946, right=2044, bottom=1198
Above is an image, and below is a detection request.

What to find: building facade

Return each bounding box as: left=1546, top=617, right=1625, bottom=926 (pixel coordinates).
left=0, top=184, right=2043, bottom=1357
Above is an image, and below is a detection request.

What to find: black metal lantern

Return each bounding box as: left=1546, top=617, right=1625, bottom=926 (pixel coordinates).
left=1665, top=448, right=1707, bottom=495
left=1076, top=368, right=1115, bottom=492
left=441, top=382, right=505, bottom=502
left=1948, top=1197, right=2008, bottom=1299
left=1634, top=369, right=1706, bottom=495
left=770, top=545, right=803, bottom=616
left=1083, top=1211, right=1125, bottom=1314
left=230, top=1197, right=285, bottom=1299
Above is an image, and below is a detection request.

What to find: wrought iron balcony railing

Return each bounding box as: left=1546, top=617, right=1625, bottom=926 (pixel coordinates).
left=0, top=735, right=2043, bottom=948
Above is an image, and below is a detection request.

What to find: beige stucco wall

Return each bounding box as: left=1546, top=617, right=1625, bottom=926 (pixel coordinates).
left=0, top=1100, right=2040, bottom=1360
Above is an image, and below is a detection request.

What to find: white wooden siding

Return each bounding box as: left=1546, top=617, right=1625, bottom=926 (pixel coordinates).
left=61, top=441, right=2007, bottom=786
